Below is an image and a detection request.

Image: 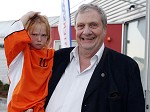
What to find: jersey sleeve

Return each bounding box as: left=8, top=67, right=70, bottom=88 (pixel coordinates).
left=4, top=20, right=31, bottom=66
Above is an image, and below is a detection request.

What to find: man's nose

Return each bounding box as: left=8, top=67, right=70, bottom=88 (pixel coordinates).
left=83, top=26, right=92, bottom=35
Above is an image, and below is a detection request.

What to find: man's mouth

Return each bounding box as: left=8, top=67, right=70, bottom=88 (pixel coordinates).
left=81, top=37, right=95, bottom=40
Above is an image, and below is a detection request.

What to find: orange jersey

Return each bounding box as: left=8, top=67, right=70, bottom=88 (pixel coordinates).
left=4, top=20, right=54, bottom=112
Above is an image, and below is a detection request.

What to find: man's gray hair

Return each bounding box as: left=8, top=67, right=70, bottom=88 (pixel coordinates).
left=74, top=3, right=107, bottom=28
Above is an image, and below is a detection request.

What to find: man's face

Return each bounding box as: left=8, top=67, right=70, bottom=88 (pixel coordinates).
left=75, top=9, right=106, bottom=53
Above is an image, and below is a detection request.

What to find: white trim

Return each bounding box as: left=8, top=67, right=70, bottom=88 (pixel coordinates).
left=7, top=52, right=24, bottom=106
left=4, top=20, right=24, bottom=38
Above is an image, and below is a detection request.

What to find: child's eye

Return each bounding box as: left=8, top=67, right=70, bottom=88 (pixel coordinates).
left=41, top=34, right=47, bottom=37
left=32, top=34, right=38, bottom=36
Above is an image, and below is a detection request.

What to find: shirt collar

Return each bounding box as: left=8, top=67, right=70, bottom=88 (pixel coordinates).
left=70, top=46, right=78, bottom=61
left=70, top=43, right=105, bottom=62
left=95, top=43, right=105, bottom=63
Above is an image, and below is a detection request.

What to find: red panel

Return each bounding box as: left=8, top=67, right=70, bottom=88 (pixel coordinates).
left=49, top=26, right=76, bottom=47
left=50, top=24, right=122, bottom=53
left=104, top=24, right=122, bottom=52
left=49, top=27, right=59, bottom=47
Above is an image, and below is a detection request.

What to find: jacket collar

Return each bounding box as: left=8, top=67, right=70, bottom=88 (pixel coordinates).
left=82, top=47, right=120, bottom=103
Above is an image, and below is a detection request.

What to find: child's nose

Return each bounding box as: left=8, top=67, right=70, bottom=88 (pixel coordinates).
left=37, top=35, right=42, bottom=41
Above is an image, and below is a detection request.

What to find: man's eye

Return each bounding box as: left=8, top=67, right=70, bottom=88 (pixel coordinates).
left=77, top=25, right=84, bottom=30
left=90, top=23, right=98, bottom=28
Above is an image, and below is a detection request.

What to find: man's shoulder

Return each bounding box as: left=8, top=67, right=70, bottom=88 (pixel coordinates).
left=55, top=47, right=74, bottom=53
left=54, top=47, right=74, bottom=61
left=105, top=47, right=138, bottom=65
left=54, top=47, right=74, bottom=56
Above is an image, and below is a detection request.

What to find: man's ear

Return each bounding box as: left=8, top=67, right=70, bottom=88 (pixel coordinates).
left=74, top=25, right=77, bottom=31
left=103, top=27, right=107, bottom=36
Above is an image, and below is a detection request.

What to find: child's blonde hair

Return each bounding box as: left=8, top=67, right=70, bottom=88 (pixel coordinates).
left=25, top=14, right=51, bottom=47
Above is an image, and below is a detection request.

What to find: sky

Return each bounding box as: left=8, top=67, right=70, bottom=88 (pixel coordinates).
left=0, top=0, right=93, bottom=21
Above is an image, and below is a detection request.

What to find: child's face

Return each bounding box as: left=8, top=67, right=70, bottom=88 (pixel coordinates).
left=29, top=23, right=48, bottom=49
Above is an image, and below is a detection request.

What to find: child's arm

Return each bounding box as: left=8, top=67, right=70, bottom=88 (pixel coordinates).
left=4, top=20, right=30, bottom=66
left=4, top=11, right=40, bottom=66
left=25, top=109, right=33, bottom=112
left=20, top=11, right=40, bottom=27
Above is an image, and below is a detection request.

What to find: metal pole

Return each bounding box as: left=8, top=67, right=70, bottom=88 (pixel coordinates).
left=145, top=0, right=150, bottom=111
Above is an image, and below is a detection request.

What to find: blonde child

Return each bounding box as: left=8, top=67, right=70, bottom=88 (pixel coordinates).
left=4, top=11, right=54, bottom=112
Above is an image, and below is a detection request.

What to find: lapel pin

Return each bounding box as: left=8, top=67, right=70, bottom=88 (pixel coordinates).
left=101, top=73, right=105, bottom=77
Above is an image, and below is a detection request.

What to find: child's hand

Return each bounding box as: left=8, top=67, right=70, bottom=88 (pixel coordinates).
left=20, top=11, right=40, bottom=26
left=25, top=108, right=33, bottom=112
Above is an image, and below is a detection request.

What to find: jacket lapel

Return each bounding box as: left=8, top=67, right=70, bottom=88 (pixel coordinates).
left=83, top=47, right=109, bottom=102
left=83, top=47, right=121, bottom=104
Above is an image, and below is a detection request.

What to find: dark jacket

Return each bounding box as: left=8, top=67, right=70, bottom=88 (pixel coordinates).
left=45, top=47, right=145, bottom=112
